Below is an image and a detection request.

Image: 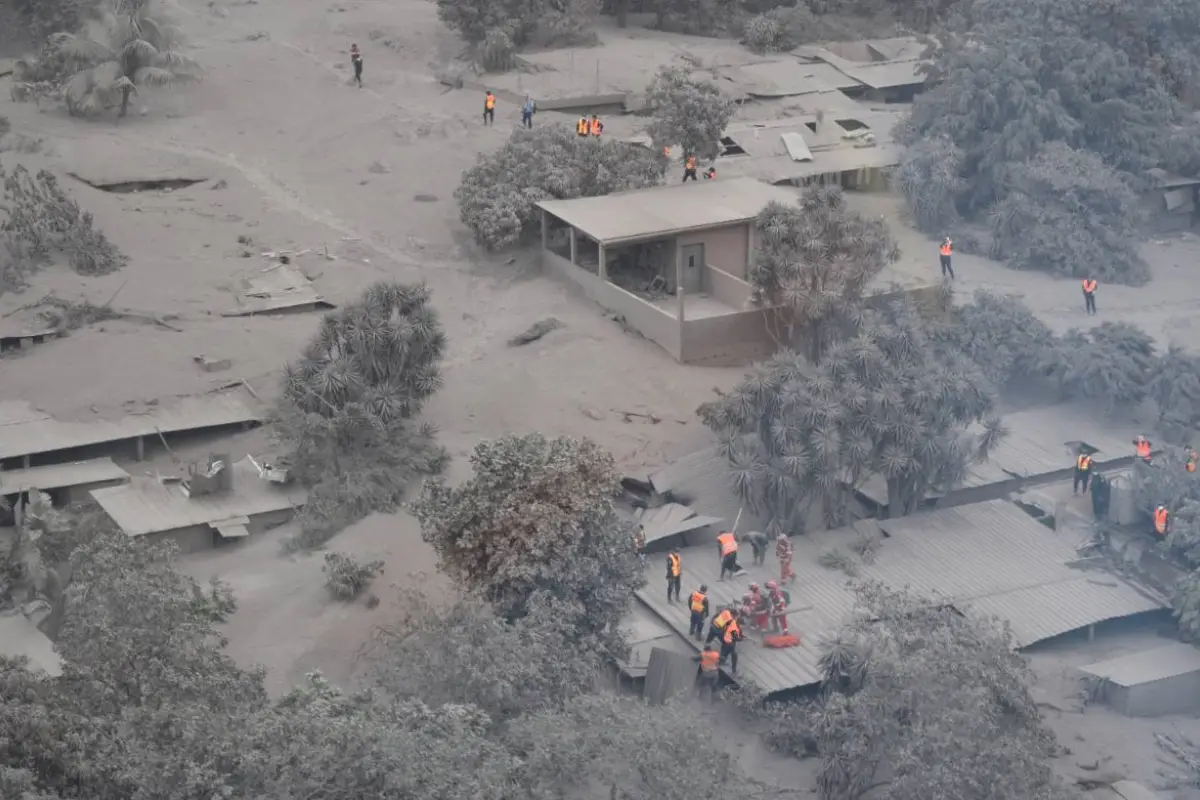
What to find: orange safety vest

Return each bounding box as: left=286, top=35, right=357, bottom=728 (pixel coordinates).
left=1189, top=452, right=1197, bottom=472
left=686, top=156, right=697, bottom=170
left=1076, top=454, right=1091, bottom=471
left=1155, top=507, right=1169, bottom=535
left=723, top=620, right=742, bottom=644
left=485, top=94, right=495, bottom=109
left=940, top=241, right=952, bottom=256
left=717, top=532, right=737, bottom=556
left=590, top=118, right=602, bottom=136
left=667, top=553, right=681, bottom=577
left=662, top=146, right=670, bottom=157
left=712, top=609, right=734, bottom=629
left=689, top=591, right=706, bottom=613
left=1082, top=279, right=1097, bottom=293
left=1136, top=440, right=1151, bottom=459
left=699, top=649, right=720, bottom=671
left=576, top=118, right=588, bottom=134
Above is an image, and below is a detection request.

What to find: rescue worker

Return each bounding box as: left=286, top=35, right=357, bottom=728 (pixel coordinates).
left=719, top=615, right=744, bottom=675
left=633, top=525, right=646, bottom=559
left=745, top=530, right=769, bottom=566
left=1155, top=505, right=1170, bottom=537
left=349, top=43, right=363, bottom=88
left=776, top=531, right=796, bottom=585
left=717, top=530, right=740, bottom=580
left=483, top=90, right=496, bottom=125
left=589, top=114, right=603, bottom=137
left=576, top=116, right=590, bottom=137
left=521, top=94, right=536, bottom=128
left=694, top=644, right=720, bottom=702
left=1134, top=435, right=1152, bottom=463
left=666, top=549, right=682, bottom=603
left=1188, top=448, right=1198, bottom=473
left=688, top=584, right=709, bottom=640
left=662, top=145, right=671, bottom=158
left=1073, top=449, right=1092, bottom=495
left=1082, top=278, right=1097, bottom=316
left=749, top=583, right=769, bottom=633
left=939, top=237, right=954, bottom=279
left=704, top=166, right=716, bottom=180
left=706, top=606, right=735, bottom=644
left=683, top=155, right=698, bottom=182
left=739, top=592, right=755, bottom=624
left=766, top=580, right=789, bottom=635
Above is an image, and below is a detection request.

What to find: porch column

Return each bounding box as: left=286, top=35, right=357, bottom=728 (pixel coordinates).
left=675, top=242, right=685, bottom=322
left=745, top=223, right=754, bottom=277
left=569, top=226, right=577, bottom=265
left=598, top=243, right=607, bottom=280
left=540, top=209, right=548, bottom=252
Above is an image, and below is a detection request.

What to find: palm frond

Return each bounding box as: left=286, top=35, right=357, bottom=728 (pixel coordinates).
left=132, top=66, right=175, bottom=86
left=56, top=35, right=118, bottom=65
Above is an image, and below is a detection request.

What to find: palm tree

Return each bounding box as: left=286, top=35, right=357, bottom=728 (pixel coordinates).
left=51, top=0, right=198, bottom=118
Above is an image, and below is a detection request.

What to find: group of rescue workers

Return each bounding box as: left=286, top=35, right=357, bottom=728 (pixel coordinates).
left=1070, top=434, right=1197, bottom=538
left=649, top=528, right=799, bottom=700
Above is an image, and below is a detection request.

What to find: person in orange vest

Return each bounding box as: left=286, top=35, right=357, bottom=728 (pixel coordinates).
left=939, top=236, right=954, bottom=279
left=693, top=644, right=720, bottom=702
left=589, top=114, right=603, bottom=137
left=483, top=91, right=496, bottom=126
left=666, top=549, right=682, bottom=603
left=662, top=145, right=671, bottom=158
left=706, top=606, right=735, bottom=644
left=1188, top=448, right=1197, bottom=473
left=766, top=580, right=790, bottom=635
left=719, top=616, right=744, bottom=675
left=1082, top=278, right=1097, bottom=316
left=717, top=530, right=741, bottom=580
left=687, top=584, right=709, bottom=640
left=683, top=154, right=698, bottom=182
left=1155, top=505, right=1170, bottom=536
left=1073, top=449, right=1091, bottom=495
left=576, top=116, right=590, bottom=137
left=1134, top=435, right=1152, bottom=463
left=776, top=531, right=796, bottom=585
left=349, top=43, right=363, bottom=88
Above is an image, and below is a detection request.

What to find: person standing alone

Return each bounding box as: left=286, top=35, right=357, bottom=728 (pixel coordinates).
left=1082, top=278, right=1097, bottom=315
left=483, top=90, right=496, bottom=125
left=1073, top=449, right=1091, bottom=495
left=521, top=94, right=535, bottom=128
left=666, top=549, right=682, bottom=603
left=350, top=44, right=363, bottom=88
left=683, top=155, right=698, bottom=182
left=939, top=236, right=954, bottom=279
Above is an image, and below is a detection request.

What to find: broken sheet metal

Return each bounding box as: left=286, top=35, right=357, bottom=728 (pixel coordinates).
left=637, top=501, right=723, bottom=546
left=223, top=265, right=334, bottom=316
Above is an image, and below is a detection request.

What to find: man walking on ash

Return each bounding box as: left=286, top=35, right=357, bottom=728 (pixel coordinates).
left=349, top=44, right=363, bottom=88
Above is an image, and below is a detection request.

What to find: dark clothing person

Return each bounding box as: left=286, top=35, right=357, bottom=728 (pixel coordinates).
left=483, top=92, right=496, bottom=125
left=688, top=589, right=709, bottom=640
left=350, top=46, right=363, bottom=87
left=1082, top=279, right=1097, bottom=315
left=745, top=531, right=769, bottom=566
left=683, top=156, right=698, bottom=182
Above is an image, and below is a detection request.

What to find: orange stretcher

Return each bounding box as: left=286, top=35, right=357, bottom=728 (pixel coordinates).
left=763, top=633, right=801, bottom=648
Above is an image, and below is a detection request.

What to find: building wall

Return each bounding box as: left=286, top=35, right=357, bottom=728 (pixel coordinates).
left=680, top=309, right=775, bottom=365
left=543, top=249, right=683, bottom=360
left=678, top=223, right=750, bottom=280
left=1108, top=672, right=1200, bottom=717
left=150, top=525, right=215, bottom=555
left=705, top=264, right=755, bottom=310
left=61, top=479, right=128, bottom=506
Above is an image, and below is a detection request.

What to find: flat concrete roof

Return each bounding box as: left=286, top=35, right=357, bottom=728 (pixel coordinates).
left=1080, top=641, right=1200, bottom=687
left=0, top=458, right=129, bottom=494
left=536, top=177, right=799, bottom=245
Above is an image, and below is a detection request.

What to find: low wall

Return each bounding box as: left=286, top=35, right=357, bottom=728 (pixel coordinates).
left=680, top=308, right=775, bottom=365
left=706, top=264, right=754, bottom=310
left=543, top=249, right=682, bottom=360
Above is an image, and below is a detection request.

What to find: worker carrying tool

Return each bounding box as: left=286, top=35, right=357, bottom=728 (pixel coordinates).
left=688, top=584, right=709, bottom=640
left=717, top=530, right=742, bottom=580
left=1073, top=449, right=1091, bottom=495
left=693, top=644, right=720, bottom=702
left=719, top=616, right=744, bottom=675
left=1134, top=435, right=1152, bottom=463
left=666, top=549, right=682, bottom=603
left=706, top=606, right=735, bottom=645
left=1155, top=505, right=1170, bottom=537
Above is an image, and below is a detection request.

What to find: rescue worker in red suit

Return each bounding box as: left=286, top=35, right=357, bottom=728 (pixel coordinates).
left=766, top=580, right=789, bottom=635
left=776, top=531, right=796, bottom=584
left=749, top=583, right=769, bottom=632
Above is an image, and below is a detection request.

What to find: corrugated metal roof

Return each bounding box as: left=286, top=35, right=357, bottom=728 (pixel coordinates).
left=0, top=458, right=129, bottom=494
left=719, top=60, right=856, bottom=97
left=794, top=43, right=928, bottom=90
left=649, top=443, right=767, bottom=539
left=637, top=502, right=722, bottom=545
left=0, top=613, right=62, bottom=676
left=90, top=457, right=306, bottom=537
left=1079, top=641, right=1200, bottom=687
left=0, top=387, right=263, bottom=462
left=619, top=603, right=696, bottom=677
left=1111, top=781, right=1163, bottom=800
left=223, top=265, right=335, bottom=317
left=535, top=178, right=799, bottom=246
left=634, top=499, right=1163, bottom=693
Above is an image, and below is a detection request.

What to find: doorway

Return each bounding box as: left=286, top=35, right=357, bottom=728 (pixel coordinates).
left=680, top=243, right=704, bottom=293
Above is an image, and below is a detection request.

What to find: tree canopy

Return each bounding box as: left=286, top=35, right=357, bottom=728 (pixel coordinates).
left=748, top=187, right=899, bottom=361
left=701, top=297, right=1005, bottom=526
left=455, top=126, right=664, bottom=250
left=644, top=64, right=738, bottom=160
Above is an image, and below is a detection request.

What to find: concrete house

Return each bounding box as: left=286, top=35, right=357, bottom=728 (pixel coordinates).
left=535, top=178, right=800, bottom=364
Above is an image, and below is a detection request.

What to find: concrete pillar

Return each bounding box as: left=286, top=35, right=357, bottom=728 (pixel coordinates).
left=541, top=209, right=548, bottom=252
left=569, top=227, right=577, bottom=265
left=745, top=223, right=754, bottom=277
left=1088, top=624, right=1096, bottom=642
left=598, top=243, right=607, bottom=280
left=135, top=435, right=145, bottom=461
left=22, top=454, right=30, bottom=469
left=675, top=243, right=685, bottom=322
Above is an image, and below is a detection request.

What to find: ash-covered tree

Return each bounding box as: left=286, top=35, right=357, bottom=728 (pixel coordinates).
left=279, top=282, right=448, bottom=549
left=748, top=187, right=899, bottom=361
left=1042, top=321, right=1157, bottom=413
left=11, top=0, right=92, bottom=42
left=435, top=0, right=597, bottom=51
left=52, top=0, right=200, bottom=118
left=645, top=65, right=738, bottom=160
left=808, top=583, right=1077, bottom=800
left=413, top=433, right=644, bottom=652
left=989, top=143, right=1146, bottom=285
left=700, top=297, right=1005, bottom=528
left=935, top=288, right=1057, bottom=390
left=456, top=126, right=664, bottom=250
